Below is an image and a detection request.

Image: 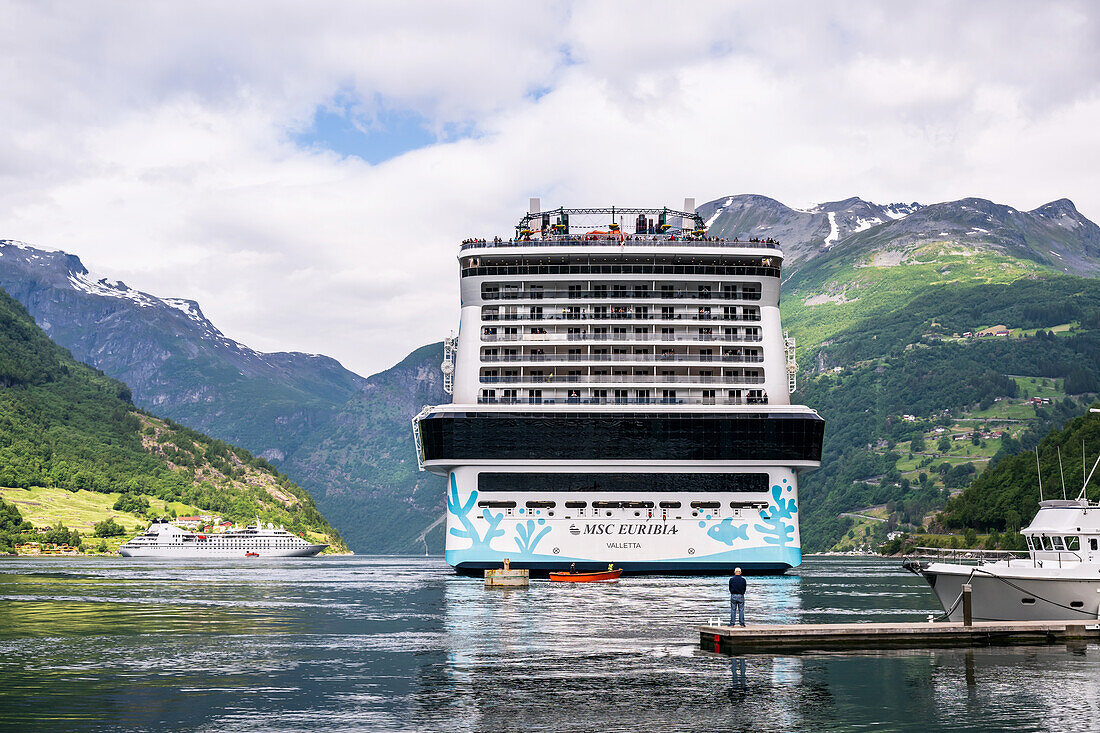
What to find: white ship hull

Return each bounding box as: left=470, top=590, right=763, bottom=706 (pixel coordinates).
left=442, top=466, right=802, bottom=573
left=922, top=562, right=1100, bottom=622
left=119, top=519, right=328, bottom=558
left=119, top=545, right=327, bottom=558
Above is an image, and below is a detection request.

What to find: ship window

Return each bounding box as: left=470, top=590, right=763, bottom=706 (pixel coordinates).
left=525, top=501, right=556, bottom=509
left=1091, top=538, right=1098, bottom=551
left=1065, top=536, right=1080, bottom=551
left=477, top=472, right=769, bottom=493
left=1052, top=536, right=1065, bottom=551
left=659, top=501, right=681, bottom=509
left=1040, top=536, right=1053, bottom=551
left=564, top=501, right=587, bottom=508
left=1021, top=598, right=1036, bottom=604
left=1071, top=601, right=1084, bottom=608
left=419, top=413, right=824, bottom=463
left=477, top=501, right=517, bottom=509
left=691, top=501, right=720, bottom=509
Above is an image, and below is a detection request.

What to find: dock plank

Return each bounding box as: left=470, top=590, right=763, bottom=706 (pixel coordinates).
left=699, top=620, right=1099, bottom=654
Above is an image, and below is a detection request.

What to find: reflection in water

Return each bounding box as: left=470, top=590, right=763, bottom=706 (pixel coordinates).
left=1, top=557, right=1100, bottom=731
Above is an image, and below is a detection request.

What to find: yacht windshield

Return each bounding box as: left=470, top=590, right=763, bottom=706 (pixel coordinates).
left=1065, top=536, right=1080, bottom=551
left=1052, top=536, right=1065, bottom=551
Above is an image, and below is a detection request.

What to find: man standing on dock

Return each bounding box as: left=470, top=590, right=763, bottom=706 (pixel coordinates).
left=729, top=568, right=747, bottom=627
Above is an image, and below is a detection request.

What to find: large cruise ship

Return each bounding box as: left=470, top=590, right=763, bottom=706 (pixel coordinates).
left=119, top=519, right=328, bottom=557
left=413, top=200, right=824, bottom=573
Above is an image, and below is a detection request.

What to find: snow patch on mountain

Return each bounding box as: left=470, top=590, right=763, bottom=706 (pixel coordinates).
left=851, top=217, right=882, bottom=233
left=704, top=197, right=734, bottom=229
left=824, top=212, right=840, bottom=246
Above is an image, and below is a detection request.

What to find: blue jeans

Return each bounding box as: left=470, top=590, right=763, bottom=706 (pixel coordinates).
left=730, top=594, right=745, bottom=626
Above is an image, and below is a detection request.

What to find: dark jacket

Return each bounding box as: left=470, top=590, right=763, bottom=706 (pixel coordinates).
left=729, top=575, right=747, bottom=595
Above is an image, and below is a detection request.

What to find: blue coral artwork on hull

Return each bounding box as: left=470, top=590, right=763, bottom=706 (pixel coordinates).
left=446, top=473, right=556, bottom=563
left=695, top=479, right=801, bottom=568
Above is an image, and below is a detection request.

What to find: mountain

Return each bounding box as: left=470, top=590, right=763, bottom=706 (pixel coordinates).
left=0, top=284, right=346, bottom=550
left=282, top=343, right=447, bottom=554
left=701, top=194, right=1100, bottom=552
left=696, top=194, right=921, bottom=264
left=698, top=195, right=1100, bottom=276
left=0, top=240, right=366, bottom=462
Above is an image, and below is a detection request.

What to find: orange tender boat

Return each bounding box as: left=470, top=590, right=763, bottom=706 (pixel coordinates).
left=549, top=568, right=622, bottom=582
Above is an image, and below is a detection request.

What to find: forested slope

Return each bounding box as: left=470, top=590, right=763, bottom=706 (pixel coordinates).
left=0, top=286, right=346, bottom=550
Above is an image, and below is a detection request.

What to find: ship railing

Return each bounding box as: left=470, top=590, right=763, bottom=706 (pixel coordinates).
left=481, top=354, right=764, bottom=363
left=482, top=290, right=762, bottom=301
left=460, top=237, right=782, bottom=252
left=475, top=396, right=766, bottom=406
left=480, top=313, right=762, bottom=323
left=480, top=333, right=762, bottom=343
left=479, top=375, right=765, bottom=385
left=907, top=546, right=1030, bottom=565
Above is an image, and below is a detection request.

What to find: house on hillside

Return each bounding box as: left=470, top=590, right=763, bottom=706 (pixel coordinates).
left=172, top=516, right=203, bottom=529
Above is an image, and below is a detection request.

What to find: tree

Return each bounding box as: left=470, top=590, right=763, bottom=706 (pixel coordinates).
left=963, top=528, right=978, bottom=547
left=93, top=518, right=126, bottom=538
left=911, top=434, right=926, bottom=452
left=938, top=436, right=951, bottom=453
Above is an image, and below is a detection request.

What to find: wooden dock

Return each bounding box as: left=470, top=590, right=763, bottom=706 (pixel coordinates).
left=699, top=620, right=1100, bottom=655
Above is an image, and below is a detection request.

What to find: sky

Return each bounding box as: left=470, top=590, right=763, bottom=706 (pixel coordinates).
left=1, top=0, right=1098, bottom=377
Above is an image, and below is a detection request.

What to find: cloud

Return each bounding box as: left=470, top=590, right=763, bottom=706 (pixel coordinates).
left=1, top=0, right=1099, bottom=376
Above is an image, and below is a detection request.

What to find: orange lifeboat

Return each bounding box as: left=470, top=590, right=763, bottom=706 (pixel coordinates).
left=245, top=551, right=260, bottom=557
left=549, top=568, right=622, bottom=582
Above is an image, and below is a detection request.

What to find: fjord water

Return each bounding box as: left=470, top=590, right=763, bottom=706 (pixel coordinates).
left=1, top=557, right=1098, bottom=732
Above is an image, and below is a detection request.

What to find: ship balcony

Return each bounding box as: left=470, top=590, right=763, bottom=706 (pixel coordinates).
left=480, top=312, right=761, bottom=323
left=480, top=332, right=762, bottom=343
left=481, top=288, right=762, bottom=301
left=478, top=374, right=765, bottom=386
left=459, top=236, right=783, bottom=252
left=474, top=395, right=771, bottom=406
left=480, top=353, right=764, bottom=364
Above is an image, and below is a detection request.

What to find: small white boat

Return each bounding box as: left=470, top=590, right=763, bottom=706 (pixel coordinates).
left=907, top=499, right=1100, bottom=621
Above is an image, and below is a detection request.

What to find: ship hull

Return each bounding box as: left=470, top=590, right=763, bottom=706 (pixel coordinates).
left=440, top=466, right=802, bottom=575
left=118, top=545, right=327, bottom=558
left=922, top=562, right=1100, bottom=621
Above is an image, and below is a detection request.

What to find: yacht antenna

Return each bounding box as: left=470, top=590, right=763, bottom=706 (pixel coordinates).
left=1058, top=447, right=1067, bottom=500
left=1036, top=448, right=1044, bottom=502
left=1080, top=452, right=1100, bottom=500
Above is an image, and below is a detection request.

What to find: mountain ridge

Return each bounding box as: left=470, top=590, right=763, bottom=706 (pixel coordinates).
left=0, top=240, right=367, bottom=462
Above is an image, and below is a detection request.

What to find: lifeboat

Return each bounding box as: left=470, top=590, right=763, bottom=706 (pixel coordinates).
left=245, top=551, right=260, bottom=557
left=549, top=568, right=622, bottom=582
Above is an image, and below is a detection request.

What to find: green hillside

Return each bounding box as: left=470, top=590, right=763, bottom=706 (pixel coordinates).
left=940, top=405, right=1100, bottom=533
left=784, top=247, right=1100, bottom=552
left=0, top=286, right=346, bottom=553
left=783, top=242, right=1045, bottom=357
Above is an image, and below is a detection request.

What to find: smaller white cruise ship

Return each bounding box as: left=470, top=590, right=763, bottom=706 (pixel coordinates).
left=119, top=519, right=328, bottom=558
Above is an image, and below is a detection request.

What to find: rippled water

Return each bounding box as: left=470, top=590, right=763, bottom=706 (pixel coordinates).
left=2, top=556, right=1099, bottom=732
